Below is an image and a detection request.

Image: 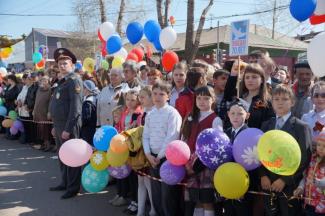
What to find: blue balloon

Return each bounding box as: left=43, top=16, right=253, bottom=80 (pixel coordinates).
left=82, top=164, right=110, bottom=193
left=106, top=34, right=122, bottom=55
left=126, top=22, right=144, bottom=45
left=93, top=125, right=118, bottom=151
left=290, top=0, right=316, bottom=22
left=144, top=20, right=161, bottom=42
left=153, top=38, right=163, bottom=52
left=75, top=62, right=82, bottom=70
left=0, top=106, right=7, bottom=117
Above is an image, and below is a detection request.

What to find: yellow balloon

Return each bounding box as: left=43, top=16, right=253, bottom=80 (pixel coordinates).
left=0, top=50, right=10, bottom=59
left=257, top=130, right=301, bottom=176
left=15, top=73, right=23, bottom=79
left=112, top=56, right=125, bottom=68
left=214, top=162, right=249, bottom=199
left=110, top=134, right=128, bottom=154
left=83, top=57, right=95, bottom=73
left=2, top=119, right=13, bottom=128
left=106, top=149, right=129, bottom=167
left=90, top=151, right=110, bottom=171
left=2, top=47, right=13, bottom=55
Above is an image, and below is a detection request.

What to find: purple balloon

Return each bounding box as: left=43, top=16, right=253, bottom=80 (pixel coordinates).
left=13, top=120, right=24, bottom=132
left=10, top=126, right=18, bottom=135
left=107, top=164, right=131, bottom=179
left=159, top=161, right=185, bottom=185
left=196, top=128, right=233, bottom=170
left=233, top=128, right=263, bottom=171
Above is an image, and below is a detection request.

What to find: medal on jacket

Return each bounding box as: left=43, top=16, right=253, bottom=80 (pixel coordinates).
left=56, top=92, right=60, bottom=99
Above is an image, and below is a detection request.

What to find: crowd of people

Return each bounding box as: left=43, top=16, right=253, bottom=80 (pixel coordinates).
left=1, top=47, right=325, bottom=216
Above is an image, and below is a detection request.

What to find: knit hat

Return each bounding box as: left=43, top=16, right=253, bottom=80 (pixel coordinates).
left=83, top=80, right=98, bottom=93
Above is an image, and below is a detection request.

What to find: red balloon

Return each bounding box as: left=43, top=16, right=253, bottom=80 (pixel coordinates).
left=130, top=47, right=144, bottom=61
left=98, top=29, right=105, bottom=42
left=101, top=41, right=107, bottom=57
left=310, top=14, right=325, bottom=25
left=162, top=51, right=179, bottom=72
left=126, top=52, right=139, bottom=62
left=146, top=45, right=152, bottom=59
left=36, top=59, right=45, bottom=68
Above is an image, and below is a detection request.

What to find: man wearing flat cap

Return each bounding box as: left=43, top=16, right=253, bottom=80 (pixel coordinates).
left=49, top=48, right=83, bottom=199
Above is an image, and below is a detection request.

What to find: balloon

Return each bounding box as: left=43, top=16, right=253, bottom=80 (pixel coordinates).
left=32, top=52, right=43, bottom=64
left=166, top=140, right=190, bottom=166
left=0, top=105, right=7, bottom=116
left=10, top=126, right=18, bottom=135
left=144, top=20, right=161, bottom=42
left=214, top=162, right=249, bottom=199
left=59, top=139, right=93, bottom=167
left=110, top=134, right=128, bottom=153
left=0, top=60, right=8, bottom=69
left=99, top=22, right=115, bottom=40
left=90, top=151, right=110, bottom=171
left=289, top=0, right=317, bottom=22
left=126, top=22, right=144, bottom=45
left=2, top=119, right=13, bottom=128
left=8, top=110, right=17, bottom=121
left=307, top=32, right=325, bottom=77
left=82, top=164, right=109, bottom=193
left=13, top=120, right=24, bottom=132
left=2, top=47, right=13, bottom=55
left=130, top=47, right=144, bottom=61
left=160, top=161, right=186, bottom=185
left=108, top=164, right=131, bottom=179
left=113, top=47, right=128, bottom=59
left=310, top=14, right=325, bottom=25
left=257, top=130, right=301, bottom=176
left=106, top=34, right=122, bottom=55
left=126, top=52, right=139, bottom=62
left=0, top=98, right=4, bottom=106
left=83, top=57, right=95, bottom=73
left=106, top=149, right=129, bottom=167
left=196, top=128, right=233, bottom=170
left=159, top=26, right=177, bottom=49
left=233, top=128, right=263, bottom=171
left=162, top=51, right=179, bottom=72
left=36, top=59, right=45, bottom=68
left=153, top=38, right=163, bottom=52
left=93, top=125, right=118, bottom=151
left=0, top=67, right=8, bottom=77
left=101, top=41, right=107, bottom=57
left=101, top=60, right=109, bottom=70
left=112, top=56, right=125, bottom=68
left=75, top=62, right=82, bottom=70
left=98, top=29, right=105, bottom=42
left=0, top=50, right=10, bottom=59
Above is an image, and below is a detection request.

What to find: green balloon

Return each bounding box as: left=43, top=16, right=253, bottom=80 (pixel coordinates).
left=8, top=110, right=18, bottom=120
left=0, top=98, right=3, bottom=106
left=101, top=60, right=109, bottom=70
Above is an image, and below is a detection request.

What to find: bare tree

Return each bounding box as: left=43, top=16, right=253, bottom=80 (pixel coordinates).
left=184, top=0, right=214, bottom=64
left=98, top=0, right=107, bottom=23
left=116, top=0, right=126, bottom=35
left=156, top=0, right=171, bottom=28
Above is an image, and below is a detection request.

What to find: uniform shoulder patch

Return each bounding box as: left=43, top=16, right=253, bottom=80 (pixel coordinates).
left=75, top=84, right=81, bottom=93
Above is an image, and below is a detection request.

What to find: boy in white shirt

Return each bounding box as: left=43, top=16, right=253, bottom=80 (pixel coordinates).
left=143, top=81, right=182, bottom=216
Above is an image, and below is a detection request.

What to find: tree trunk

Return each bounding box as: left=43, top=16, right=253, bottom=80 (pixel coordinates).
left=116, top=0, right=126, bottom=35
left=98, top=0, right=107, bottom=23
left=164, top=0, right=170, bottom=28
left=184, top=0, right=195, bottom=63
left=156, top=0, right=164, bottom=27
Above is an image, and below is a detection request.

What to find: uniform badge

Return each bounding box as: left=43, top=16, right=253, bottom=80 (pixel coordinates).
left=75, top=85, right=81, bottom=93
left=56, top=92, right=60, bottom=99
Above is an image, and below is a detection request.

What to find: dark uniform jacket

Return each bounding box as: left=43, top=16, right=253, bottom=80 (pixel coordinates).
left=49, top=73, right=83, bottom=134
left=25, top=83, right=38, bottom=114
left=3, top=84, right=20, bottom=111
left=81, top=94, right=97, bottom=145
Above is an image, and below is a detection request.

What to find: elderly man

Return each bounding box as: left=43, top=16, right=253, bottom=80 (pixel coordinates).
left=123, top=60, right=142, bottom=91
left=49, top=48, right=83, bottom=199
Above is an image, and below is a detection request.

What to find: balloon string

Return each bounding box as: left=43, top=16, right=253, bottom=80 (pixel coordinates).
left=3, top=116, right=53, bottom=125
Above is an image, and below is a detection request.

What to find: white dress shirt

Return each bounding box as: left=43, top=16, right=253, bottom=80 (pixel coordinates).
left=302, top=109, right=325, bottom=138
left=199, top=111, right=223, bottom=131
left=142, top=103, right=182, bottom=159
left=276, top=112, right=292, bottom=129
left=16, top=85, right=30, bottom=117
left=169, top=87, right=184, bottom=107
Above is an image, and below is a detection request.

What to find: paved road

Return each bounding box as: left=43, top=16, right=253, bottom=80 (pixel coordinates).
left=0, top=136, right=125, bottom=216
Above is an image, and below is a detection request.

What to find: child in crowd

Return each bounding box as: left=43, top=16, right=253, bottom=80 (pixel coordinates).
left=302, top=81, right=325, bottom=147
left=213, top=69, right=230, bottom=123
left=224, top=100, right=252, bottom=216
left=182, top=86, right=223, bottom=216
left=137, top=86, right=156, bottom=216
left=273, top=65, right=290, bottom=86
left=294, top=132, right=325, bottom=215
left=147, top=68, right=162, bottom=86
left=260, top=85, right=311, bottom=216
left=80, top=80, right=98, bottom=146
left=143, top=81, right=182, bottom=216
left=170, top=62, right=187, bottom=107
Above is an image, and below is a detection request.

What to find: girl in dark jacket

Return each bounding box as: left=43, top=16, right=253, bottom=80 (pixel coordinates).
left=3, top=75, right=20, bottom=112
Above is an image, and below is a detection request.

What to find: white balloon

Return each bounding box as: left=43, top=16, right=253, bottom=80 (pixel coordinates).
left=113, top=47, right=128, bottom=59
left=307, top=32, right=325, bottom=77
left=315, top=0, right=325, bottom=15
left=159, top=26, right=177, bottom=50
left=99, top=22, right=115, bottom=41
left=0, top=67, right=7, bottom=77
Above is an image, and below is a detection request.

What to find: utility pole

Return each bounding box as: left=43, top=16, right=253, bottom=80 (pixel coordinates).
left=98, top=0, right=107, bottom=23
left=217, top=20, right=220, bottom=63
left=272, top=0, right=277, bottom=39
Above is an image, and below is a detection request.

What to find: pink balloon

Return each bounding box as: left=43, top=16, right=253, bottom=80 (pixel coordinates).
left=166, top=140, right=190, bottom=166
left=59, top=139, right=93, bottom=167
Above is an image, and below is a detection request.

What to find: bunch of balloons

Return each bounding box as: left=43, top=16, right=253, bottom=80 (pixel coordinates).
left=289, top=0, right=325, bottom=24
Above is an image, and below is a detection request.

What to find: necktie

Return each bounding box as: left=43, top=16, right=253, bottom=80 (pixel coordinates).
left=230, top=130, right=236, bottom=143
left=276, top=117, right=284, bottom=129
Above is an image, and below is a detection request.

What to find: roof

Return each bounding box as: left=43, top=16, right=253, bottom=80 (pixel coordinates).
left=32, top=28, right=95, bottom=39
left=125, top=24, right=308, bottom=52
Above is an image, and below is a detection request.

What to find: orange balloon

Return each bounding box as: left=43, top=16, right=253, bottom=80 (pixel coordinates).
left=36, top=59, right=45, bottom=68
left=2, top=119, right=13, bottom=128
left=110, top=134, right=128, bottom=153
left=0, top=50, right=10, bottom=59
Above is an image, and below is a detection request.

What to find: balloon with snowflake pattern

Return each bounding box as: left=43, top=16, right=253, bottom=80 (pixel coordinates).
left=107, top=164, right=132, bottom=179
left=82, top=164, right=110, bottom=193
left=93, top=125, right=118, bottom=151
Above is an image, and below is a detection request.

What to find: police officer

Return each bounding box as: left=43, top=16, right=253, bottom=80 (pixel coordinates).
left=49, top=48, right=83, bottom=199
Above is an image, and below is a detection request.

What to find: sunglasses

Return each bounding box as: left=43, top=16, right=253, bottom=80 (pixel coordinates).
left=313, top=93, right=325, bottom=98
